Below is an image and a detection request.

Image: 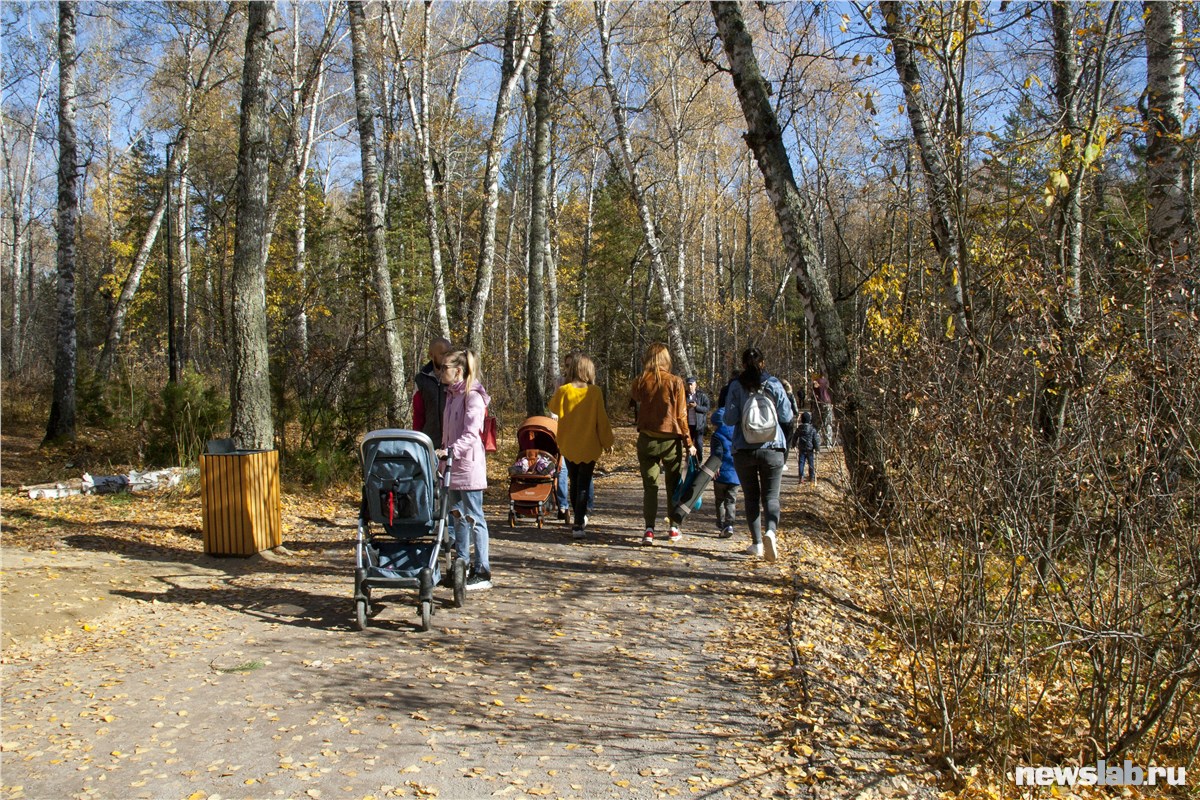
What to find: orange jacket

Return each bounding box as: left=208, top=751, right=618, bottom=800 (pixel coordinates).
left=630, top=370, right=691, bottom=447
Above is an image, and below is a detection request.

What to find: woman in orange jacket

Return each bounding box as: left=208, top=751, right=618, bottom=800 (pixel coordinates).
left=629, top=342, right=695, bottom=545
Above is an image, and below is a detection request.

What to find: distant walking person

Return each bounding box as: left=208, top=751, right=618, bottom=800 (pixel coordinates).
left=549, top=353, right=613, bottom=540
left=630, top=343, right=695, bottom=546
left=794, top=411, right=820, bottom=483
left=436, top=349, right=493, bottom=590
left=709, top=407, right=740, bottom=539
left=413, top=337, right=452, bottom=443
left=811, top=373, right=834, bottom=449
left=685, top=377, right=711, bottom=462
left=724, top=347, right=795, bottom=561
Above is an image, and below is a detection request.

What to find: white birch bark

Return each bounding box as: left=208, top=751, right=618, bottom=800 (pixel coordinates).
left=349, top=0, right=408, bottom=426
left=466, top=1, right=535, bottom=354
left=596, top=0, right=694, bottom=378
left=96, top=6, right=234, bottom=382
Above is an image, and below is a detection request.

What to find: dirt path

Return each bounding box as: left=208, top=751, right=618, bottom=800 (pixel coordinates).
left=2, top=467, right=937, bottom=800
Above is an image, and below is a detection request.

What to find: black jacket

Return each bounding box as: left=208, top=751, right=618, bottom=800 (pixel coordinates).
left=686, top=389, right=711, bottom=432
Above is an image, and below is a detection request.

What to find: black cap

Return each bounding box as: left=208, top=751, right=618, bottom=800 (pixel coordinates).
left=687, top=376, right=698, bottom=383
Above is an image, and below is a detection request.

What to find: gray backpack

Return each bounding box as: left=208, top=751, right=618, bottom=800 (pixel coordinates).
left=741, top=388, right=778, bottom=444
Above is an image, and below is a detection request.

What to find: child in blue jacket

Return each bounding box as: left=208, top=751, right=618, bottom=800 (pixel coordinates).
left=709, top=408, right=740, bottom=538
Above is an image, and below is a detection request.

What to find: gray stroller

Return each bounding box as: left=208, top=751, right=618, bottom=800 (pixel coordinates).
left=355, top=429, right=466, bottom=631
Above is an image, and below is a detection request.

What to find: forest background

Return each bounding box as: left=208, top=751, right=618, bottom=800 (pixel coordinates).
left=2, top=0, right=1197, bottom=792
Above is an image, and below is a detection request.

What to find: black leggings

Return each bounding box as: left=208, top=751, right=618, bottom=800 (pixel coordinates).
left=565, top=459, right=596, bottom=527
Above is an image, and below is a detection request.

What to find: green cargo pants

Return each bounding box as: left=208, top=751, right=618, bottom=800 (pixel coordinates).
left=637, top=433, right=684, bottom=530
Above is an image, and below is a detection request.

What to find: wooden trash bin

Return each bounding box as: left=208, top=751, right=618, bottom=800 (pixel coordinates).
left=200, top=449, right=281, bottom=556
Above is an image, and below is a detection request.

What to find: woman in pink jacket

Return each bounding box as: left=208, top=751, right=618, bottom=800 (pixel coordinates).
left=435, top=349, right=492, bottom=590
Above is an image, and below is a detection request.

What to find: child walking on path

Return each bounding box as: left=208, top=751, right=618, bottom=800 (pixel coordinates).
left=794, top=410, right=820, bottom=483
left=709, top=407, right=740, bottom=539
left=723, top=347, right=795, bottom=561
left=630, top=343, right=695, bottom=545
left=437, top=349, right=493, bottom=590
left=549, top=353, right=614, bottom=540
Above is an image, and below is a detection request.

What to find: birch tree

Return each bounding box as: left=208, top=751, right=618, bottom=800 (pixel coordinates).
left=711, top=0, right=893, bottom=516
left=595, top=0, right=694, bottom=378
left=878, top=0, right=973, bottom=350
left=229, top=0, right=276, bottom=450
left=466, top=1, right=534, bottom=354
left=45, top=0, right=80, bottom=443
left=525, top=0, right=557, bottom=416
left=0, top=45, right=51, bottom=377
left=348, top=0, right=408, bottom=426
left=95, top=6, right=235, bottom=383
left=1143, top=0, right=1193, bottom=362
left=385, top=1, right=450, bottom=339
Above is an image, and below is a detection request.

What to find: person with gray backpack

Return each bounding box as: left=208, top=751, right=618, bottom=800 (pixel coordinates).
left=721, top=347, right=795, bottom=561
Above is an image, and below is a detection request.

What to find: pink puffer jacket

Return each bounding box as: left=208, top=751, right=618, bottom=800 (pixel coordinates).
left=441, top=380, right=491, bottom=491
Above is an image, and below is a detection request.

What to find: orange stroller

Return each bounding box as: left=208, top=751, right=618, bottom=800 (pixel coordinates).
left=506, top=416, right=560, bottom=528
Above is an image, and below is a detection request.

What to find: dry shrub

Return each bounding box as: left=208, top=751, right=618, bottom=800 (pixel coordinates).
left=864, top=328, right=1199, bottom=782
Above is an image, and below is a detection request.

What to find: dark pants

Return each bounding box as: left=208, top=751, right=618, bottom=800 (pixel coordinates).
left=556, top=466, right=593, bottom=512
left=733, top=448, right=785, bottom=544
left=564, top=459, right=596, bottom=527
left=713, top=481, right=739, bottom=530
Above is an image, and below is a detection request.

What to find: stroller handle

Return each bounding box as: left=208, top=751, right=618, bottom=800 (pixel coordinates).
left=435, top=452, right=453, bottom=519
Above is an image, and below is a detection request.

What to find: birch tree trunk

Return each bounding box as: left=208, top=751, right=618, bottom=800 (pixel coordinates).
left=349, top=0, right=408, bottom=426
left=711, top=0, right=893, bottom=517
left=229, top=0, right=277, bottom=451
left=45, top=0, right=79, bottom=443
left=1143, top=0, right=1192, bottom=363
left=595, top=0, right=694, bottom=378
left=547, top=135, right=561, bottom=389
left=96, top=7, right=234, bottom=382
left=466, top=1, right=534, bottom=354
left=525, top=0, right=556, bottom=416
left=1038, top=2, right=1118, bottom=443
left=174, top=136, right=192, bottom=369
left=578, top=145, right=599, bottom=331
left=386, top=2, right=450, bottom=339
left=879, top=0, right=972, bottom=349
left=1, top=61, right=48, bottom=377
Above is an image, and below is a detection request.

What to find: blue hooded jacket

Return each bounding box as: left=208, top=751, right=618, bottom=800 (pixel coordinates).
left=708, top=408, right=740, bottom=485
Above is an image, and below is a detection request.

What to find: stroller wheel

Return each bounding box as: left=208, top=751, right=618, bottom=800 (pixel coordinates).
left=419, top=599, right=432, bottom=632
left=355, top=598, right=369, bottom=631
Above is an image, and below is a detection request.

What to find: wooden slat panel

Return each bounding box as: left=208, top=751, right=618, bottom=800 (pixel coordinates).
left=201, top=451, right=281, bottom=556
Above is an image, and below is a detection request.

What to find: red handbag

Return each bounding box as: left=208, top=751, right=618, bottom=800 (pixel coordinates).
left=481, top=413, right=499, bottom=453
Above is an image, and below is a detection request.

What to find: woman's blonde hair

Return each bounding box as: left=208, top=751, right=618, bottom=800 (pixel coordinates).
left=642, top=342, right=671, bottom=374
left=565, top=352, right=596, bottom=384
left=444, top=349, right=481, bottom=389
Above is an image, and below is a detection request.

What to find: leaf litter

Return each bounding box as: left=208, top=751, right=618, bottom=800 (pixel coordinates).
left=2, top=429, right=942, bottom=799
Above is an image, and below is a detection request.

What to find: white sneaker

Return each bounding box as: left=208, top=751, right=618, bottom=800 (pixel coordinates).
left=668, top=527, right=682, bottom=542
left=743, top=542, right=763, bottom=557
left=763, top=530, right=779, bottom=562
